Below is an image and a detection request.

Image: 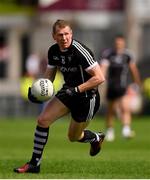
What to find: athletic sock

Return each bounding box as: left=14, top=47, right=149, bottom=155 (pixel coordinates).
left=122, top=125, right=131, bottom=136
left=78, top=130, right=99, bottom=143
left=30, top=126, right=49, bottom=166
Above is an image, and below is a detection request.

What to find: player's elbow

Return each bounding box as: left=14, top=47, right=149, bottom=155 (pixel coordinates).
left=96, top=75, right=105, bottom=85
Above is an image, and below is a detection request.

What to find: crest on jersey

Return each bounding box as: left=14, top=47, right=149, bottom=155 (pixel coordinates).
left=68, top=56, right=72, bottom=62
left=61, top=56, right=65, bottom=64
left=53, top=56, right=59, bottom=61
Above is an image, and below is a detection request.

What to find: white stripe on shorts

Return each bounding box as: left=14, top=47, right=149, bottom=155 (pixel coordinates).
left=86, top=96, right=96, bottom=121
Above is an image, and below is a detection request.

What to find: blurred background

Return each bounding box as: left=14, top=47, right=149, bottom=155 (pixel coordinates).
left=0, top=0, right=150, bottom=117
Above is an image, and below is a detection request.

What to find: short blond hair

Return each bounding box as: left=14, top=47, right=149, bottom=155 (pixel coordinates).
left=52, top=19, right=72, bottom=34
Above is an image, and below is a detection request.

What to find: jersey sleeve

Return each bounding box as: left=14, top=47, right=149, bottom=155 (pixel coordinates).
left=81, top=50, right=98, bottom=70
left=73, top=40, right=97, bottom=70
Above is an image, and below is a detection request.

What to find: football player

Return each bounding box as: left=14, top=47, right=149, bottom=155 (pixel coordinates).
left=99, top=34, right=141, bottom=141
left=14, top=19, right=105, bottom=173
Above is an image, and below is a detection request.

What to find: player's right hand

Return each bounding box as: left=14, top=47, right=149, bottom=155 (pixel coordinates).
left=28, top=87, right=43, bottom=104
left=59, top=86, right=80, bottom=97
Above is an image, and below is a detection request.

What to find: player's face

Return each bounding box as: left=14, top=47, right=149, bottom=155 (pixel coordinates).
left=53, top=26, right=73, bottom=51
left=115, top=37, right=126, bottom=51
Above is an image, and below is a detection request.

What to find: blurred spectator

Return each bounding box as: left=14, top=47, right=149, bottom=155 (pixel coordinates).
left=25, top=53, right=40, bottom=78
left=20, top=52, right=42, bottom=115
left=20, top=52, right=40, bottom=101
left=0, top=32, right=9, bottom=78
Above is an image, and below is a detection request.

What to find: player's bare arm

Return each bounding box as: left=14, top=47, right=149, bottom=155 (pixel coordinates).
left=129, top=62, right=141, bottom=87
left=43, top=65, right=57, bottom=82
left=78, top=63, right=105, bottom=93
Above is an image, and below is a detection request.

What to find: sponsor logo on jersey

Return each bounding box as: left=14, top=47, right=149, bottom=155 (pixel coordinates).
left=60, top=66, right=77, bottom=72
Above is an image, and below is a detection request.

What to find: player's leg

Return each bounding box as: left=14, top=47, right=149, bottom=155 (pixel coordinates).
left=106, top=101, right=116, bottom=127
left=29, top=97, right=69, bottom=165
left=68, top=93, right=105, bottom=156
left=37, top=97, right=69, bottom=128
left=68, top=119, right=105, bottom=156
left=119, top=95, right=135, bottom=138
left=105, top=100, right=116, bottom=141
left=68, top=119, right=90, bottom=141
left=14, top=96, right=69, bottom=173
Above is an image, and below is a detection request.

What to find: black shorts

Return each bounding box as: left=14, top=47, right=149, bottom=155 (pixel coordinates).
left=106, top=86, right=127, bottom=101
left=56, top=88, right=100, bottom=122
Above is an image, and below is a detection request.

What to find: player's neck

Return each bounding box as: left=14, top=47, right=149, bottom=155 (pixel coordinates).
left=116, top=48, right=124, bottom=54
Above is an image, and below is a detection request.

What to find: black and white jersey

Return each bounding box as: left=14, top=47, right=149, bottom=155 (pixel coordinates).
left=100, top=48, right=135, bottom=89
left=48, top=39, right=98, bottom=87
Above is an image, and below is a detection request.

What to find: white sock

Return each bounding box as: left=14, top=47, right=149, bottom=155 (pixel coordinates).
left=122, top=125, right=131, bottom=136
left=107, top=127, right=114, bottom=133
left=105, top=128, right=115, bottom=141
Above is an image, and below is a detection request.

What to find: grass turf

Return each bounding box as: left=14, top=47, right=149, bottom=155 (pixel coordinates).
left=0, top=115, right=150, bottom=179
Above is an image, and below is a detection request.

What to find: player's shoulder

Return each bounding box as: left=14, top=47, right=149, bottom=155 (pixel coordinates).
left=124, top=48, right=135, bottom=59
left=72, top=39, right=94, bottom=55
left=48, top=43, right=59, bottom=54
left=102, top=48, right=114, bottom=57
left=48, top=44, right=60, bottom=60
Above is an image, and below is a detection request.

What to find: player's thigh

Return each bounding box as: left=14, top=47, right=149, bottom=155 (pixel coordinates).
left=38, top=96, right=69, bottom=127
left=68, top=119, right=90, bottom=141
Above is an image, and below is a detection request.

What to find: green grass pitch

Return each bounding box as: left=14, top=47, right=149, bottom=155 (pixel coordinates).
left=0, top=115, right=150, bottom=179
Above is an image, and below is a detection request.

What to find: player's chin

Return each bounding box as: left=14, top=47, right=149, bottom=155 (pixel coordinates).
left=62, top=43, right=70, bottom=49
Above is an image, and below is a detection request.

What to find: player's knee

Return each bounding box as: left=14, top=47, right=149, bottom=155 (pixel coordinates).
left=37, top=115, right=49, bottom=128
left=121, top=107, right=129, bottom=114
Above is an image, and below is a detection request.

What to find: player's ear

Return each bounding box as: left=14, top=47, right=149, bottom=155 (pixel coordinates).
left=52, top=33, right=56, bottom=40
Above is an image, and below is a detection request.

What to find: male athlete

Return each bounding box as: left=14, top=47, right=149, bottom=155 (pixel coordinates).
left=99, top=34, right=141, bottom=141
left=14, top=19, right=105, bottom=173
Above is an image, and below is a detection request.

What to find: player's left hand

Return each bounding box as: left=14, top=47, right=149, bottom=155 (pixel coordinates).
left=28, top=87, right=43, bottom=104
